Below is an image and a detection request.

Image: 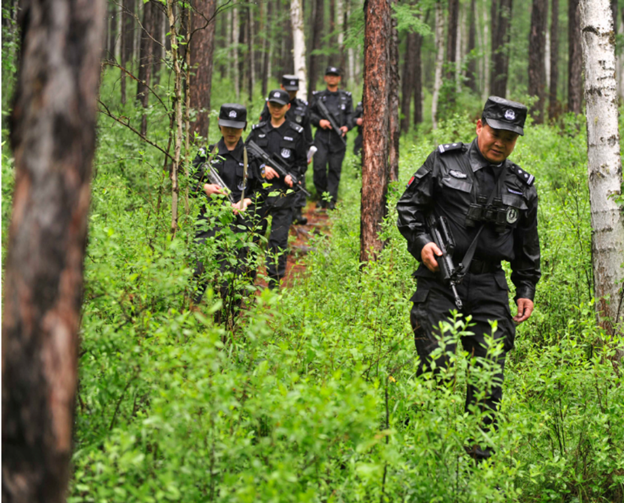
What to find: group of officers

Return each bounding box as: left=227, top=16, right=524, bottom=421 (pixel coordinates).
left=192, top=64, right=541, bottom=463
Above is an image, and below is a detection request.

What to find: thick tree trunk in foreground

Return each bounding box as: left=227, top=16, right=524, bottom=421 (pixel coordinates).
left=361, top=0, right=390, bottom=263
left=528, top=0, right=547, bottom=123
left=580, top=0, right=624, bottom=339
left=3, top=1, right=105, bottom=501
left=388, top=0, right=400, bottom=182
left=549, top=0, right=559, bottom=120
left=569, top=0, right=583, bottom=113
left=189, top=0, right=217, bottom=142
left=291, top=0, right=308, bottom=101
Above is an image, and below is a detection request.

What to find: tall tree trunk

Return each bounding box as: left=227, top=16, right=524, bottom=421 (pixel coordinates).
left=152, top=3, right=164, bottom=86
left=446, top=0, right=459, bottom=83
left=308, top=0, right=324, bottom=96
left=568, top=0, right=582, bottom=113
left=466, top=0, right=477, bottom=93
left=388, top=0, right=400, bottom=181
left=3, top=1, right=105, bottom=501
left=248, top=6, right=255, bottom=99
left=189, top=0, right=217, bottom=142
left=528, top=0, right=547, bottom=123
left=431, top=1, right=445, bottom=129
left=329, top=0, right=336, bottom=50
left=260, top=2, right=269, bottom=98
left=490, top=0, right=512, bottom=97
left=291, top=0, right=308, bottom=101
left=232, top=7, right=240, bottom=100
left=137, top=0, right=155, bottom=135
left=122, top=0, right=135, bottom=69
left=337, top=0, right=346, bottom=78
left=580, top=0, right=624, bottom=340
left=361, top=0, right=390, bottom=263
left=281, top=10, right=294, bottom=76
left=481, top=0, right=490, bottom=99
left=413, top=28, right=423, bottom=125
left=549, top=0, right=559, bottom=120
left=108, top=2, right=118, bottom=60
left=401, top=31, right=416, bottom=133
left=347, top=0, right=355, bottom=83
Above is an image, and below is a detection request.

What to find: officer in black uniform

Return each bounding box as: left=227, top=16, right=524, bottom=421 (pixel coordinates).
left=191, top=103, right=263, bottom=318
left=309, top=66, right=353, bottom=210
left=259, top=74, right=313, bottom=225
left=353, top=101, right=363, bottom=156
left=397, top=96, right=541, bottom=461
left=246, top=89, right=307, bottom=289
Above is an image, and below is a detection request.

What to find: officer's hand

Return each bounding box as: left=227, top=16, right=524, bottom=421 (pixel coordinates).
left=232, top=197, right=252, bottom=214
left=264, top=166, right=279, bottom=180
left=203, top=183, right=224, bottom=197
left=356, top=117, right=363, bottom=126
left=340, top=126, right=348, bottom=136
left=421, top=242, right=443, bottom=272
left=514, top=298, right=534, bottom=323
left=284, top=175, right=294, bottom=188
left=320, top=119, right=332, bottom=130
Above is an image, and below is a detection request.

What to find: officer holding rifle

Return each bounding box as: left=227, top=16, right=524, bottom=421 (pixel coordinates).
left=397, top=96, right=541, bottom=461
left=309, top=66, right=353, bottom=210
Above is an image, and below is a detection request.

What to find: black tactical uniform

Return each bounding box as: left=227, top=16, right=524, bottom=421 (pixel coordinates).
left=309, top=66, right=353, bottom=208
left=397, top=97, right=541, bottom=460
left=191, top=104, right=263, bottom=312
left=353, top=101, right=363, bottom=156
left=246, top=89, right=307, bottom=288
left=259, top=75, right=313, bottom=224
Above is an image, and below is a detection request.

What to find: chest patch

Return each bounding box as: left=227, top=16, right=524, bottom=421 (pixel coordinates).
left=281, top=148, right=291, bottom=158
left=341, top=104, right=346, bottom=110
left=258, top=133, right=266, bottom=138
left=295, top=115, right=302, bottom=123
left=449, top=169, right=467, bottom=179
left=284, top=136, right=294, bottom=141
left=506, top=207, right=519, bottom=224
left=507, top=187, right=523, bottom=196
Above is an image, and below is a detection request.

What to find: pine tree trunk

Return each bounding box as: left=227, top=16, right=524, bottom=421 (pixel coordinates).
left=580, top=0, right=624, bottom=339
left=446, top=0, right=459, bottom=83
left=122, top=0, right=135, bottom=70
left=337, top=0, right=346, bottom=78
left=308, top=0, right=324, bottom=96
left=232, top=7, right=240, bottom=100
left=108, top=2, right=118, bottom=60
left=189, top=0, right=217, bottom=142
left=137, top=0, right=155, bottom=135
left=261, top=1, right=270, bottom=98
left=549, top=0, right=559, bottom=119
left=481, top=0, right=490, bottom=99
left=3, top=1, right=105, bottom=501
left=291, top=0, right=308, bottom=101
left=491, top=0, right=512, bottom=97
left=568, top=0, right=583, bottom=113
left=466, top=0, right=477, bottom=93
left=431, top=0, right=445, bottom=129
left=152, top=3, right=164, bottom=85
left=361, top=0, right=390, bottom=263
left=388, top=0, right=400, bottom=181
left=413, top=28, right=423, bottom=125
left=528, top=0, right=547, bottom=123
left=248, top=6, right=255, bottom=99
left=401, top=31, right=416, bottom=133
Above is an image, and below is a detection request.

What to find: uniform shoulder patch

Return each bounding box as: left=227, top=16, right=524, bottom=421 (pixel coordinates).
left=252, top=121, right=267, bottom=130
left=345, top=91, right=352, bottom=96
left=288, top=121, right=304, bottom=133
left=510, top=164, right=535, bottom=186
left=312, top=90, right=319, bottom=95
left=437, top=142, right=463, bottom=154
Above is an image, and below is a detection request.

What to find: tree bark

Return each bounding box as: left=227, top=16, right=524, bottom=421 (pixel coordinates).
left=431, top=0, right=445, bottom=129
left=481, top=0, right=490, bottom=99
left=247, top=6, right=255, bottom=99
left=232, top=7, right=240, bottom=100
left=548, top=0, right=559, bottom=119
left=466, top=0, right=477, bottom=93
left=189, top=0, right=217, bottom=142
left=291, top=0, right=308, bottom=101
left=580, top=0, right=624, bottom=339
left=388, top=0, right=400, bottom=182
left=122, top=0, right=136, bottom=68
left=528, top=0, right=547, bottom=123
left=446, top=0, right=459, bottom=82
left=490, top=0, right=512, bottom=97
left=568, top=0, right=583, bottom=113
left=151, top=3, right=165, bottom=86
left=401, top=31, right=416, bottom=133
left=3, top=1, right=105, bottom=501
left=361, top=0, right=390, bottom=263
left=108, top=2, right=118, bottom=60
left=137, top=0, right=155, bottom=135
left=308, top=0, right=325, bottom=96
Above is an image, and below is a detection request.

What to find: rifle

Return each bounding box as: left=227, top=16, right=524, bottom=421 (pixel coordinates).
left=205, top=162, right=236, bottom=204
left=247, top=140, right=311, bottom=197
left=427, top=214, right=464, bottom=310
left=317, top=99, right=347, bottom=146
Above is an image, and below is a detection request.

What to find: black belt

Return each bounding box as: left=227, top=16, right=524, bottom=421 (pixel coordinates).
left=468, top=259, right=501, bottom=274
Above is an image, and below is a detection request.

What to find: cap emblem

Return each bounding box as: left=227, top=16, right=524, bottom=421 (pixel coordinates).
left=504, top=109, right=516, bottom=121
left=229, top=110, right=237, bottom=118
left=291, top=80, right=296, bottom=85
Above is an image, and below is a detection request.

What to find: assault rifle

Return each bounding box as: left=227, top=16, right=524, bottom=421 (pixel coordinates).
left=205, top=162, right=236, bottom=204
left=247, top=140, right=311, bottom=197
left=427, top=214, right=464, bottom=310
left=317, top=99, right=347, bottom=146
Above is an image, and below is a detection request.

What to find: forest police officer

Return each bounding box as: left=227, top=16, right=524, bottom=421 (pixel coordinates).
left=353, top=101, right=363, bottom=156
left=191, top=103, right=263, bottom=321
left=309, top=66, right=353, bottom=210
left=396, top=96, right=541, bottom=461
left=259, top=74, right=313, bottom=225
left=247, top=89, right=307, bottom=289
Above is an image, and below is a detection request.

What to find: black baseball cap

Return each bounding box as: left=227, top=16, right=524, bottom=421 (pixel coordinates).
left=325, top=66, right=341, bottom=76
left=482, top=96, right=528, bottom=136
left=218, top=103, right=247, bottom=129
left=282, top=74, right=299, bottom=91
left=267, top=89, right=289, bottom=106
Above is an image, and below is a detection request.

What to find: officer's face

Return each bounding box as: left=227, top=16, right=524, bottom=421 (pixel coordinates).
left=220, top=125, right=244, bottom=147
left=324, top=74, right=341, bottom=87
left=476, top=120, right=519, bottom=163
left=267, top=101, right=290, bottom=121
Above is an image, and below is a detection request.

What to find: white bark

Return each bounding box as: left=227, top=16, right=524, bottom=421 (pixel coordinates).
left=337, top=0, right=344, bottom=47
left=431, top=1, right=445, bottom=129
left=580, top=0, right=624, bottom=335
left=291, top=0, right=308, bottom=101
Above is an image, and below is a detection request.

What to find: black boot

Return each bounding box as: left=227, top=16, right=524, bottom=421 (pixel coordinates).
left=293, top=208, right=308, bottom=225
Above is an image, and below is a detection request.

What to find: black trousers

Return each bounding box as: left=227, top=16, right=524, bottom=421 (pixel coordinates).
left=410, top=270, right=516, bottom=453
left=294, top=168, right=308, bottom=211
left=258, top=197, right=295, bottom=287
left=313, top=138, right=346, bottom=203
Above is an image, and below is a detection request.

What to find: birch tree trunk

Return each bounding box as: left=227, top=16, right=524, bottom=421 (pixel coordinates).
left=580, top=0, right=624, bottom=339
left=361, top=0, right=390, bottom=263
left=3, top=1, right=105, bottom=501
left=431, top=1, right=445, bottom=130
left=291, top=0, right=308, bottom=101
